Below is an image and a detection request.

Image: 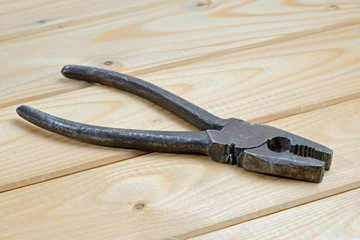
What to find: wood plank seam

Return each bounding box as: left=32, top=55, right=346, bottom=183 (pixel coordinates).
left=191, top=189, right=360, bottom=239
left=129, top=19, right=360, bottom=77
left=184, top=186, right=360, bottom=240
left=173, top=182, right=360, bottom=239
left=2, top=19, right=360, bottom=110
left=0, top=153, right=149, bottom=194
left=257, top=92, right=360, bottom=124
left=0, top=85, right=91, bottom=109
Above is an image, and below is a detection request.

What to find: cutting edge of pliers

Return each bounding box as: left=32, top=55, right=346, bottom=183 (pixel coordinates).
left=16, top=65, right=333, bottom=183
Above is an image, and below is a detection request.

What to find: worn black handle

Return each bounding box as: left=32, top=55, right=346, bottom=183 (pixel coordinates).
left=61, top=65, right=229, bottom=130
left=16, top=105, right=210, bottom=154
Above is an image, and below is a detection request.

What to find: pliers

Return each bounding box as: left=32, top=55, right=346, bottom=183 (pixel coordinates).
left=17, top=65, right=333, bottom=183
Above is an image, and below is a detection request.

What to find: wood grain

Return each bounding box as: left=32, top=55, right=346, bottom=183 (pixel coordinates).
left=141, top=24, right=360, bottom=123
left=1, top=1, right=360, bottom=108
left=0, top=98, right=359, bottom=240
left=3, top=0, right=359, bottom=42
left=1, top=24, right=360, bottom=193
left=191, top=188, right=360, bottom=240
left=0, top=0, right=168, bottom=42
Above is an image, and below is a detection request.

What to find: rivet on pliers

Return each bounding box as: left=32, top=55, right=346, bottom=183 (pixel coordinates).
left=17, top=65, right=333, bottom=183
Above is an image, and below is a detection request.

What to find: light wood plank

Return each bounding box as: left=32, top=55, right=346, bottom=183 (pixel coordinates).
left=0, top=0, right=167, bottom=41
left=0, top=98, right=359, bottom=239
left=1, top=24, right=360, bottom=192
left=3, top=0, right=359, bottom=42
left=141, top=24, right=360, bottom=123
left=191, top=188, right=360, bottom=240
left=1, top=1, right=360, bottom=108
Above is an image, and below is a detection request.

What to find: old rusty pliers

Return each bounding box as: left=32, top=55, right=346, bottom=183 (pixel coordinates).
left=17, top=65, right=333, bottom=183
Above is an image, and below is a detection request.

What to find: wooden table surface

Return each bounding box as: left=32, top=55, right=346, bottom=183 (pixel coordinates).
left=1, top=1, right=360, bottom=239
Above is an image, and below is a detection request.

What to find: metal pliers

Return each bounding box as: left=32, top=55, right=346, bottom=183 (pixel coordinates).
left=17, top=65, right=333, bottom=183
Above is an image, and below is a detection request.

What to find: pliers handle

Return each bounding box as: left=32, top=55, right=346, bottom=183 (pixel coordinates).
left=17, top=65, right=230, bottom=154
left=63, top=65, right=230, bottom=130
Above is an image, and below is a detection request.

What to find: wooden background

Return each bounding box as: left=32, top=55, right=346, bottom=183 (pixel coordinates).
left=1, top=0, right=360, bottom=239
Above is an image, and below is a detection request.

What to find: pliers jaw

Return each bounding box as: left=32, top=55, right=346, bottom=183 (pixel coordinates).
left=242, top=145, right=327, bottom=183
left=207, top=121, right=332, bottom=183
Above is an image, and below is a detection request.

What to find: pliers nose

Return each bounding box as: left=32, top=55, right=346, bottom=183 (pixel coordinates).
left=16, top=65, right=333, bottom=183
left=240, top=124, right=333, bottom=183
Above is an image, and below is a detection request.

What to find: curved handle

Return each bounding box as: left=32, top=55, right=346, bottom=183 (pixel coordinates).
left=16, top=105, right=210, bottom=154
left=61, top=65, right=229, bottom=130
